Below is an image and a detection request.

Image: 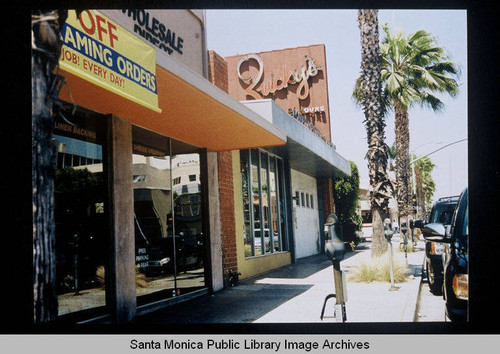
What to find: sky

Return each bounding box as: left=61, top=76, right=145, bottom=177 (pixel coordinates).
left=205, top=9, right=468, bottom=203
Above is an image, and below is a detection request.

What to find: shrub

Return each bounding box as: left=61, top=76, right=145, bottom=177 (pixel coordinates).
left=348, top=254, right=409, bottom=283
left=333, top=161, right=362, bottom=245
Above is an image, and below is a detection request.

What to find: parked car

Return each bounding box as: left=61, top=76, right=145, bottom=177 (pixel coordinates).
left=415, top=195, right=459, bottom=294
left=421, top=188, right=468, bottom=322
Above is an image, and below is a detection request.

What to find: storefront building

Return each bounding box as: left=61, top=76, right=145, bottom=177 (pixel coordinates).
left=50, top=9, right=287, bottom=324
left=208, top=46, right=351, bottom=280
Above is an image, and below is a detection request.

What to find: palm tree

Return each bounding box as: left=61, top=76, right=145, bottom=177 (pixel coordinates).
left=412, top=154, right=436, bottom=216
left=355, top=10, right=393, bottom=257
left=32, top=10, right=68, bottom=323
left=379, top=24, right=460, bottom=227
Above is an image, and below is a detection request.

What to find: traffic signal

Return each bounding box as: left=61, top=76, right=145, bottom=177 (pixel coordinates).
left=411, top=194, right=417, bottom=206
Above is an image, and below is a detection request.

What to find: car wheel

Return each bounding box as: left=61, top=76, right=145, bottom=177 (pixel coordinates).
left=426, top=262, right=442, bottom=295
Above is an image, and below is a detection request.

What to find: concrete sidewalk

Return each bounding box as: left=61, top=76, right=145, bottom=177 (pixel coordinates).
left=136, top=237, right=425, bottom=324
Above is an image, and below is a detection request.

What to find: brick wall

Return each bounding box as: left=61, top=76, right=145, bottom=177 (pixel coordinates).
left=207, top=50, right=238, bottom=285
left=321, top=177, right=336, bottom=219
left=208, top=50, right=229, bottom=92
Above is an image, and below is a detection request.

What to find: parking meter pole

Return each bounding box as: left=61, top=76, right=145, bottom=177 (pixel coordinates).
left=332, top=261, right=347, bottom=322
left=320, top=214, right=347, bottom=322
left=384, top=218, right=399, bottom=291
left=389, top=242, right=395, bottom=286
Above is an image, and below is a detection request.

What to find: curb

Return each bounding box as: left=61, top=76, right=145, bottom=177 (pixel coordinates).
left=402, top=273, right=423, bottom=322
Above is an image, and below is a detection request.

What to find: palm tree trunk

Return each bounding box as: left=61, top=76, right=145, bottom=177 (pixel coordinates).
left=358, top=9, right=393, bottom=258
left=32, top=48, right=58, bottom=324
left=32, top=10, right=66, bottom=323
left=415, top=166, right=425, bottom=219
left=394, top=101, right=411, bottom=226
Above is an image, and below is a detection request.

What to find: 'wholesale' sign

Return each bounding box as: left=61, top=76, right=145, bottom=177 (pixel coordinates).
left=59, top=10, right=161, bottom=112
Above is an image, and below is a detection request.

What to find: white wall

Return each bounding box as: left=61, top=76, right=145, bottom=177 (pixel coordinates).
left=290, top=169, right=320, bottom=259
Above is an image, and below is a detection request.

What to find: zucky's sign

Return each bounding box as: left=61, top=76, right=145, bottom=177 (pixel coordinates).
left=237, top=54, right=322, bottom=100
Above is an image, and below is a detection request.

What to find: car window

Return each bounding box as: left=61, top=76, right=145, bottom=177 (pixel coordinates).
left=429, top=203, right=456, bottom=225
left=462, top=202, right=468, bottom=237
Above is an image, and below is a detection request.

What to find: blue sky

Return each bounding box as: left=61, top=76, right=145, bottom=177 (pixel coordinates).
left=205, top=9, right=468, bottom=202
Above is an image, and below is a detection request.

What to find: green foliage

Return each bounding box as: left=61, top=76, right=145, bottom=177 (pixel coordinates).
left=333, top=161, right=363, bottom=245
left=56, top=167, right=102, bottom=194
left=333, top=161, right=361, bottom=226
left=412, top=154, right=436, bottom=209
left=379, top=23, right=460, bottom=115
left=55, top=167, right=104, bottom=210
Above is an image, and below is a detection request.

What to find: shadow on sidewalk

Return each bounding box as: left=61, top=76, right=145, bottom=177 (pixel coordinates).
left=136, top=247, right=371, bottom=325
left=136, top=282, right=314, bottom=324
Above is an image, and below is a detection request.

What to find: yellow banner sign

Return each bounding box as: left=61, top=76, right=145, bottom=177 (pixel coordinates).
left=59, top=10, right=161, bottom=112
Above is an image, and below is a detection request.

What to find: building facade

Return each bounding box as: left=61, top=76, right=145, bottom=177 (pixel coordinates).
left=34, top=10, right=350, bottom=324
left=47, top=9, right=287, bottom=324
left=209, top=46, right=351, bottom=281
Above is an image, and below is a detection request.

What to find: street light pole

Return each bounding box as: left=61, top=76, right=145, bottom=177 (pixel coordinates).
left=410, top=138, right=467, bottom=165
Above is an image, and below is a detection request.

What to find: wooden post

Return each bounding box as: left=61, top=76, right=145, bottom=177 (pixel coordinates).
left=106, top=115, right=136, bottom=323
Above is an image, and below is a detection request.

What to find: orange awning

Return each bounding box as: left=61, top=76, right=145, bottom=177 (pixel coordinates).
left=58, top=56, right=286, bottom=151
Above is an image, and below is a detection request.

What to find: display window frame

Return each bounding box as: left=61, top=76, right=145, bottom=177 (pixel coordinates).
left=241, top=148, right=289, bottom=258
left=131, top=125, right=210, bottom=307
left=52, top=103, right=111, bottom=324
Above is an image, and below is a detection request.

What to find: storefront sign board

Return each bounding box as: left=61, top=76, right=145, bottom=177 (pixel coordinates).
left=59, top=10, right=161, bottom=112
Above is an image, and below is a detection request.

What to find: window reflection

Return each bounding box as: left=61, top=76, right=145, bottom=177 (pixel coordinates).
left=260, top=152, right=270, bottom=253
left=132, top=153, right=176, bottom=304
left=240, top=150, right=252, bottom=257
left=133, top=129, right=205, bottom=305
left=241, top=149, right=287, bottom=257
left=54, top=135, right=106, bottom=317
left=251, top=149, right=262, bottom=256
left=269, top=156, right=280, bottom=252
left=172, top=154, right=205, bottom=295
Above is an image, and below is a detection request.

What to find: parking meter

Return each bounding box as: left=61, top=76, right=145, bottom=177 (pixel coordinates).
left=409, top=219, right=415, bottom=245
left=401, top=221, right=408, bottom=244
left=401, top=221, right=408, bottom=259
left=321, top=214, right=347, bottom=322
left=324, top=214, right=345, bottom=262
left=384, top=219, right=398, bottom=291
left=384, top=218, right=394, bottom=241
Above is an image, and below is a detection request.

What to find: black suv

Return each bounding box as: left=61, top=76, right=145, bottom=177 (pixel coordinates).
left=416, top=195, right=459, bottom=294
left=420, top=188, right=468, bottom=322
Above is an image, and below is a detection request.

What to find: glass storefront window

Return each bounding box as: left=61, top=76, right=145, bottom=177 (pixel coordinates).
left=53, top=110, right=107, bottom=319
left=250, top=149, right=262, bottom=256
left=269, top=156, right=281, bottom=252
left=172, top=153, right=205, bottom=296
left=277, top=159, right=288, bottom=251
left=241, top=149, right=287, bottom=257
left=260, top=151, right=270, bottom=253
left=240, top=150, right=252, bottom=257
left=132, top=127, right=206, bottom=305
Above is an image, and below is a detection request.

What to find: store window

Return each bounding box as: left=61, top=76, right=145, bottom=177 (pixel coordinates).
left=53, top=108, right=107, bottom=320
left=240, top=149, right=288, bottom=257
left=132, top=127, right=207, bottom=305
